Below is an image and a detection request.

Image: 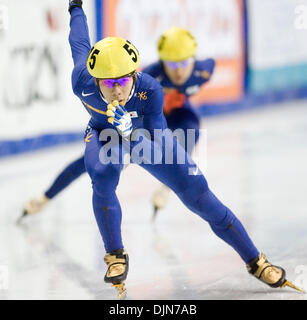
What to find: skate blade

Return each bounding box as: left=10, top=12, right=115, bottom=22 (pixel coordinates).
left=281, top=280, right=305, bottom=293
left=16, top=210, right=28, bottom=225
left=112, top=283, right=127, bottom=299
left=152, top=206, right=159, bottom=221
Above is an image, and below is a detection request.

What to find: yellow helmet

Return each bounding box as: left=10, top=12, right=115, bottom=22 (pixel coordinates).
left=86, top=37, right=140, bottom=79
left=157, top=27, right=197, bottom=62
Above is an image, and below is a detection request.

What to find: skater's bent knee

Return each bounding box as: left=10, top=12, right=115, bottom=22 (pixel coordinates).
left=92, top=163, right=121, bottom=195
left=180, top=186, right=236, bottom=226
left=176, top=176, right=209, bottom=211
left=209, top=207, right=236, bottom=230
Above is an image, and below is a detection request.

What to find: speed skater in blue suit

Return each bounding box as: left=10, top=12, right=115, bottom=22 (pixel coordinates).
left=64, top=1, right=302, bottom=298
left=19, top=0, right=303, bottom=299
left=21, top=28, right=215, bottom=220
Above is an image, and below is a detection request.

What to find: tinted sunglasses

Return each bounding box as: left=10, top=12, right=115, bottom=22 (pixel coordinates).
left=100, top=76, right=132, bottom=88
left=164, top=57, right=194, bottom=69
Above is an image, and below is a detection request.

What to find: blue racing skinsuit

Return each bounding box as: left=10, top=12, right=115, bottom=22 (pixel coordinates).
left=68, top=7, right=259, bottom=263
left=45, top=32, right=214, bottom=200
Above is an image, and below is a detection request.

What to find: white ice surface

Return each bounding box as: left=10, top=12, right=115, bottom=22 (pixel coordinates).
left=0, top=100, right=307, bottom=300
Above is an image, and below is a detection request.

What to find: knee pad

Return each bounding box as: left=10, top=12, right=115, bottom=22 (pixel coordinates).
left=91, top=162, right=122, bottom=197
left=179, top=184, right=235, bottom=228
left=196, top=189, right=235, bottom=225
left=176, top=175, right=209, bottom=212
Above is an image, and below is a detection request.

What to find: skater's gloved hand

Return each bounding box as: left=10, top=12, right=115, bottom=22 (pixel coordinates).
left=69, top=0, right=83, bottom=13
left=107, top=100, right=133, bottom=139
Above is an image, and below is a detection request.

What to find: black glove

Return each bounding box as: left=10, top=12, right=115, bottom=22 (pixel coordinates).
left=69, top=0, right=83, bottom=13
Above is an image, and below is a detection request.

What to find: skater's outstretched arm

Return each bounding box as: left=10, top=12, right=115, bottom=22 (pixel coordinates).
left=68, top=2, right=93, bottom=94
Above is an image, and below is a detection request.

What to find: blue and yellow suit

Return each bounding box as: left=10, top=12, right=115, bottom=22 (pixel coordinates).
left=46, top=20, right=213, bottom=200
left=58, top=7, right=260, bottom=264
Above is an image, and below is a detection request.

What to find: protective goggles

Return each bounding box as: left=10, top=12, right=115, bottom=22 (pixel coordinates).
left=100, top=76, right=132, bottom=88
left=164, top=57, right=194, bottom=69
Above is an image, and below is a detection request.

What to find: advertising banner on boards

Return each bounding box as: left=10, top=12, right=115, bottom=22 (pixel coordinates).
left=246, top=0, right=307, bottom=94
left=98, top=0, right=245, bottom=107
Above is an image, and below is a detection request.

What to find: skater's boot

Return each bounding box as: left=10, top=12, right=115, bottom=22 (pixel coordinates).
left=18, top=194, right=50, bottom=223
left=152, top=185, right=170, bottom=220
left=104, top=248, right=129, bottom=299
left=247, top=253, right=304, bottom=292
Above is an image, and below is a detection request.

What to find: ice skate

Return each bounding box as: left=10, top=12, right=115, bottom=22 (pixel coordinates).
left=152, top=185, right=170, bottom=220
left=17, top=194, right=50, bottom=223
left=247, top=253, right=305, bottom=293
left=104, top=248, right=129, bottom=299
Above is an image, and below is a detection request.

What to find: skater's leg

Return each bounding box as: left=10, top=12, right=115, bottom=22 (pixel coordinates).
left=151, top=108, right=200, bottom=216
left=92, top=191, right=123, bottom=253
left=84, top=129, right=130, bottom=296
left=84, top=129, right=125, bottom=253
left=21, top=156, right=86, bottom=219
left=45, top=156, right=86, bottom=199
left=177, top=182, right=259, bottom=263
left=140, top=131, right=259, bottom=263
